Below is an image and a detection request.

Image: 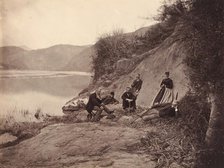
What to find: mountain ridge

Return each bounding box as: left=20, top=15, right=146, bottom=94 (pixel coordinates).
left=0, top=44, right=92, bottom=72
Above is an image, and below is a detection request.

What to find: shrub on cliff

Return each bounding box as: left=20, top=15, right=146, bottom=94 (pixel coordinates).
left=93, top=29, right=135, bottom=81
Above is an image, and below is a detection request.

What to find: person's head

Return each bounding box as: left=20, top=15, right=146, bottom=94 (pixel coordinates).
left=110, top=91, right=115, bottom=97
left=136, top=73, right=141, bottom=80
left=95, top=88, right=102, bottom=96
left=126, top=87, right=131, bottom=92
left=165, top=71, right=170, bottom=78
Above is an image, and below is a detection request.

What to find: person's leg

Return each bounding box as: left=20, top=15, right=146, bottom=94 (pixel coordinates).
left=87, top=112, right=92, bottom=121
left=93, top=106, right=102, bottom=122
left=128, top=100, right=135, bottom=112
left=101, top=104, right=113, bottom=114
left=86, top=109, right=93, bottom=121
left=123, top=100, right=128, bottom=110
left=142, top=112, right=159, bottom=121
left=133, top=100, right=137, bottom=111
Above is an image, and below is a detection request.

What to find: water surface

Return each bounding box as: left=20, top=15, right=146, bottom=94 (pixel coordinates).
left=0, top=70, right=91, bottom=121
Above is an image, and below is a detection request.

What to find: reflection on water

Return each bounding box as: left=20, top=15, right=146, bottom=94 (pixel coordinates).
left=0, top=70, right=91, bottom=121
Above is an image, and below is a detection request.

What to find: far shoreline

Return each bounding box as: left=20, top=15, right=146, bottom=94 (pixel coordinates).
left=0, top=69, right=93, bottom=78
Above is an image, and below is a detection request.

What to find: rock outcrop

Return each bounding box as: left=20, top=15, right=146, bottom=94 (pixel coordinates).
left=107, top=27, right=189, bottom=106
left=0, top=122, right=156, bottom=168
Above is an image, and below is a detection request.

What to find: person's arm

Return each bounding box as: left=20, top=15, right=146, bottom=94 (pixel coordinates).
left=131, top=80, right=136, bottom=88
left=138, top=80, right=143, bottom=91
left=160, top=79, right=165, bottom=88
left=169, top=79, right=173, bottom=89
left=121, top=93, right=126, bottom=100
left=91, top=94, right=102, bottom=107
left=122, top=93, right=132, bottom=101
left=132, top=94, right=137, bottom=100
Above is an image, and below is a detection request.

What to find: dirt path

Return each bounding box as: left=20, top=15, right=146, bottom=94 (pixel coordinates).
left=0, top=121, right=156, bottom=168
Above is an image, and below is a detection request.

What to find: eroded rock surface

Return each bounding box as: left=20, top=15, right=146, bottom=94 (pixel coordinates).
left=0, top=122, right=156, bottom=168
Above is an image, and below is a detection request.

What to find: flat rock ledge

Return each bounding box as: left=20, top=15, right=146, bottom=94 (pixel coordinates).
left=0, top=122, right=156, bottom=168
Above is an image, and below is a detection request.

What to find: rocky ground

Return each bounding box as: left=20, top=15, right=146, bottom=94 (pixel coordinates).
left=0, top=105, right=194, bottom=168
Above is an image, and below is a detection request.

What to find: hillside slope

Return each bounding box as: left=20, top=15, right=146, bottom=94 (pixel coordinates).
left=0, top=46, right=28, bottom=69
left=63, top=46, right=94, bottom=72
left=105, top=25, right=189, bottom=106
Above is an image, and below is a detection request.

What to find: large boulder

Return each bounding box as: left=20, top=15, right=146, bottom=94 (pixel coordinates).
left=115, top=58, right=136, bottom=74
left=62, top=97, right=88, bottom=114
left=118, top=116, right=135, bottom=125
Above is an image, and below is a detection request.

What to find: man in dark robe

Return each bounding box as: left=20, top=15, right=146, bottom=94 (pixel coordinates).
left=121, top=87, right=136, bottom=112
left=131, top=74, right=143, bottom=94
left=86, top=89, right=113, bottom=121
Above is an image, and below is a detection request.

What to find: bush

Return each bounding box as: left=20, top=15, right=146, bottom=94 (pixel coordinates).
left=93, top=29, right=134, bottom=81
left=156, top=0, right=188, bottom=22
left=178, top=91, right=210, bottom=146
left=134, top=22, right=175, bottom=54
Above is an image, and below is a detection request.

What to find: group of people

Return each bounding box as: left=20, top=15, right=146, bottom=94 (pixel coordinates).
left=85, top=90, right=119, bottom=121
left=85, top=71, right=175, bottom=121
left=121, top=73, right=143, bottom=112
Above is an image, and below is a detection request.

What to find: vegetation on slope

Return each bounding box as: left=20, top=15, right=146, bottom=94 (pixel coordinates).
left=157, top=0, right=224, bottom=167
left=92, top=20, right=178, bottom=81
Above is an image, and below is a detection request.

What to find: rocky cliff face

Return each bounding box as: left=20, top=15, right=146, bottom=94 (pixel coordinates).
left=105, top=25, right=189, bottom=106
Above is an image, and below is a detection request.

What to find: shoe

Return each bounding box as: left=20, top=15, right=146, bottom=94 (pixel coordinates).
left=106, top=114, right=116, bottom=119
left=108, top=110, right=114, bottom=114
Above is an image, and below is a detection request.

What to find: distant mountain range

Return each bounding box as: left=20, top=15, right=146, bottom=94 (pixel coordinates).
left=0, top=44, right=93, bottom=72
left=0, top=25, right=153, bottom=72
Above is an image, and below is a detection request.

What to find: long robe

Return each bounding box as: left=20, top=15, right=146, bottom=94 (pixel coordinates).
left=151, top=78, right=174, bottom=107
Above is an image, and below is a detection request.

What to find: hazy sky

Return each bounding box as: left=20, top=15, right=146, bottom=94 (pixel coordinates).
left=1, top=0, right=162, bottom=49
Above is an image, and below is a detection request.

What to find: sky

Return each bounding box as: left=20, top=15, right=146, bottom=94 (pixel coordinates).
left=0, top=0, right=163, bottom=49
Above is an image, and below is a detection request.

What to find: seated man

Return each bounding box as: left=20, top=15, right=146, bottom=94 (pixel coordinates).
left=86, top=89, right=113, bottom=121
left=121, top=87, right=136, bottom=112
left=102, top=91, right=119, bottom=105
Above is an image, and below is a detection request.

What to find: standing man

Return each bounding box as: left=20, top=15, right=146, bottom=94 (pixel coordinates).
left=131, top=73, right=143, bottom=109
left=131, top=73, right=143, bottom=95
left=86, top=88, right=113, bottom=121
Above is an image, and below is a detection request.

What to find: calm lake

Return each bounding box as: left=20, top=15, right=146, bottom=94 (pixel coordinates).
left=0, top=70, right=91, bottom=121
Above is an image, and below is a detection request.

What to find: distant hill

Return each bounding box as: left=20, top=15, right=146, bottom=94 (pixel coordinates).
left=0, top=46, right=28, bottom=70
left=63, top=46, right=94, bottom=72
left=0, top=44, right=92, bottom=72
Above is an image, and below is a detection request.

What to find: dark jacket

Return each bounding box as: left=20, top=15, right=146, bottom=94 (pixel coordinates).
left=86, top=92, right=102, bottom=113
left=160, top=78, right=173, bottom=89
left=131, top=79, right=143, bottom=92
left=121, top=91, right=136, bottom=109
